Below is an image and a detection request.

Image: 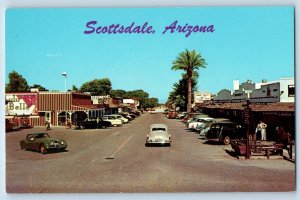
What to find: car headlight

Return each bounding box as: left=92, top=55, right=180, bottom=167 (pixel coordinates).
left=61, top=141, right=64, bottom=145
left=51, top=142, right=54, bottom=146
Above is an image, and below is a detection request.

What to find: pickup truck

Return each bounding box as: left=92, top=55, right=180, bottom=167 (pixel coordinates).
left=74, top=118, right=112, bottom=129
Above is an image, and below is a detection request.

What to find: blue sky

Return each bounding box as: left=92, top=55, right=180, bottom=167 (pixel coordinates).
left=5, top=7, right=294, bottom=103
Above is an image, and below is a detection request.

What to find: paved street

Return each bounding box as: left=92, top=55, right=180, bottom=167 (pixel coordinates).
left=6, top=113, right=295, bottom=192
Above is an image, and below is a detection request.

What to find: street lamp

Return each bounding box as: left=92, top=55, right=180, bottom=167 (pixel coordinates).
left=61, top=72, right=67, bottom=127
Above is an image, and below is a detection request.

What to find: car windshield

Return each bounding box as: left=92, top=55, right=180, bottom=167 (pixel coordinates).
left=35, top=133, right=50, bottom=139
left=152, top=128, right=166, bottom=131
left=211, top=124, right=222, bottom=130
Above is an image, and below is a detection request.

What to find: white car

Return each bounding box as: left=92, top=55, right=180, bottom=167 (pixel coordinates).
left=102, top=116, right=122, bottom=127
left=108, top=114, right=129, bottom=123
left=187, top=117, right=214, bottom=130
left=186, top=115, right=209, bottom=125
left=146, top=124, right=171, bottom=146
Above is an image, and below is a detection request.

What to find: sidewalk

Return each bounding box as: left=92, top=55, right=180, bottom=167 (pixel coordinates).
left=236, top=140, right=296, bottom=162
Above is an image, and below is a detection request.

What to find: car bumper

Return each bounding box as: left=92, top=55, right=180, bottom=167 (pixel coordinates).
left=146, top=140, right=171, bottom=144
left=46, top=145, right=67, bottom=150
left=206, top=138, right=221, bottom=142
left=198, top=135, right=206, bottom=139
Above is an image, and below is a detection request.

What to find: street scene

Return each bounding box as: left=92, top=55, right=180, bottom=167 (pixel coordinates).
left=4, top=6, right=295, bottom=194
left=6, top=112, right=295, bottom=192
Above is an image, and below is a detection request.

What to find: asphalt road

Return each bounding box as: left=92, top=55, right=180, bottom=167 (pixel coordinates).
left=6, top=113, right=295, bottom=192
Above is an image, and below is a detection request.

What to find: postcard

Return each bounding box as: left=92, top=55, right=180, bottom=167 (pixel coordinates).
left=5, top=7, right=295, bottom=193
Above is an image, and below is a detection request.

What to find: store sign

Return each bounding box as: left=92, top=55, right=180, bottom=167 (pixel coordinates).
left=5, top=94, right=37, bottom=115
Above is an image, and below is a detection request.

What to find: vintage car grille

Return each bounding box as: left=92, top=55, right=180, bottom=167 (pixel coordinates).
left=51, top=141, right=60, bottom=146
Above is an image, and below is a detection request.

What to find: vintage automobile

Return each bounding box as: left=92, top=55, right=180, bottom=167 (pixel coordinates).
left=6, top=119, right=19, bottom=132
left=118, top=112, right=133, bottom=121
left=109, top=114, right=129, bottom=123
left=205, top=122, right=246, bottom=145
left=185, top=114, right=209, bottom=125
left=167, top=111, right=178, bottom=119
left=102, top=116, right=123, bottom=127
left=150, top=109, right=156, bottom=114
left=20, top=132, right=67, bottom=154
left=146, top=124, right=171, bottom=146
left=176, top=112, right=187, bottom=119
left=187, top=117, right=215, bottom=130
left=74, top=118, right=112, bottom=129
left=198, top=118, right=231, bottom=139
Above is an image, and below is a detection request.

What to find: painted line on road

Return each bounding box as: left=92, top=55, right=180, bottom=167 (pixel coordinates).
left=106, top=135, right=134, bottom=159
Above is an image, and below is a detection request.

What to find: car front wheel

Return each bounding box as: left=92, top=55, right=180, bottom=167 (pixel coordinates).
left=223, top=136, right=231, bottom=145
left=40, top=144, right=47, bottom=154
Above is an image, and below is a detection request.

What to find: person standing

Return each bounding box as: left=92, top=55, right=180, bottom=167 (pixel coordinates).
left=257, top=121, right=267, bottom=141
left=45, top=118, right=51, bottom=131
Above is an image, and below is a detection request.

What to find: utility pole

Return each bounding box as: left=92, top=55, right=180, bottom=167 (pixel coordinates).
left=61, top=72, right=67, bottom=127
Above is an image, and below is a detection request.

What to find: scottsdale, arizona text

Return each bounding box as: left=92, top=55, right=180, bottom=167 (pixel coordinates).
left=84, top=20, right=215, bottom=37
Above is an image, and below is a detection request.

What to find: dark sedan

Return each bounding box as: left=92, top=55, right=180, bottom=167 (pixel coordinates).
left=74, top=118, right=112, bottom=129
left=206, top=122, right=246, bottom=145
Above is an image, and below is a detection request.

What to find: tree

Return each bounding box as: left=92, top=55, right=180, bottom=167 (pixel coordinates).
left=6, top=71, right=29, bottom=92
left=30, top=84, right=48, bottom=91
left=79, top=78, right=112, bottom=95
left=147, top=97, right=159, bottom=108
left=110, top=89, right=126, bottom=98
left=166, top=75, right=198, bottom=111
left=123, top=90, right=150, bottom=109
left=72, top=85, right=79, bottom=91
left=171, top=49, right=206, bottom=112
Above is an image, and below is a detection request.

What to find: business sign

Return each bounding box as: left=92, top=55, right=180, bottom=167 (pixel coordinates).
left=5, top=93, right=38, bottom=116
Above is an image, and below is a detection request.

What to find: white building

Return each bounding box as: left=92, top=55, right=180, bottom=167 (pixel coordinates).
left=214, top=78, right=294, bottom=103
left=250, top=78, right=294, bottom=103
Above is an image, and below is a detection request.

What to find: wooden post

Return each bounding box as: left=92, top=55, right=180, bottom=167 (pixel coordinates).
left=289, top=142, right=293, bottom=159
left=244, top=100, right=251, bottom=159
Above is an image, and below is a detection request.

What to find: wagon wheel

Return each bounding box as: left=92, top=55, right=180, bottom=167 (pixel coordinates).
left=101, top=125, right=107, bottom=129
left=40, top=144, right=47, bottom=154
left=223, top=136, right=231, bottom=145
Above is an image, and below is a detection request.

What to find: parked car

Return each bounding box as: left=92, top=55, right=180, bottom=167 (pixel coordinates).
left=109, top=114, right=129, bottom=123
left=198, top=118, right=231, bottom=139
left=176, top=112, right=187, bottom=119
left=146, top=124, right=171, bottom=146
left=102, top=116, right=122, bottom=127
left=205, top=122, right=246, bottom=145
left=20, top=132, right=67, bottom=154
left=74, top=118, right=112, bottom=129
left=150, top=109, right=156, bottom=114
left=118, top=113, right=133, bottom=120
left=187, top=117, right=214, bottom=130
left=18, top=116, right=33, bottom=128
left=167, top=111, right=178, bottom=119
left=6, top=119, right=19, bottom=132
left=186, top=115, right=209, bottom=126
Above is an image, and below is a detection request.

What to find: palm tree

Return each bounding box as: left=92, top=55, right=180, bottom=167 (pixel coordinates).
left=171, top=49, right=206, bottom=112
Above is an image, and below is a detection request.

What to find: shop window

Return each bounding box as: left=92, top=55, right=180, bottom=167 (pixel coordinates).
left=288, top=85, right=295, bottom=97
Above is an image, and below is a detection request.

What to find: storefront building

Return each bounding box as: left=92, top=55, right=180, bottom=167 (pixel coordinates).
left=5, top=91, right=103, bottom=127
